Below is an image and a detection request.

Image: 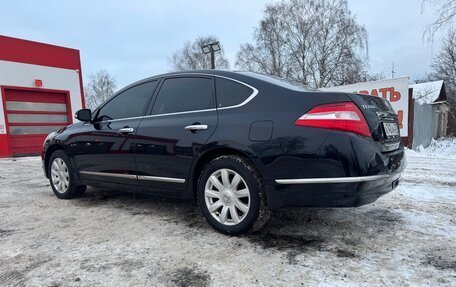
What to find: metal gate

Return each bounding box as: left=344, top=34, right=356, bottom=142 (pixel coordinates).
left=3, top=87, right=71, bottom=156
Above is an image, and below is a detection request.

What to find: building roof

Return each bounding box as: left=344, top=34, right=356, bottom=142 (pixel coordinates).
left=410, top=80, right=445, bottom=105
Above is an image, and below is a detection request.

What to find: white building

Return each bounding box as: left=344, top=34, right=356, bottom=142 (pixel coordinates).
left=0, top=35, right=84, bottom=157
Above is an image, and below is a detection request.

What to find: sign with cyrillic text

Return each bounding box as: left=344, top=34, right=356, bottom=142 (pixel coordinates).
left=323, top=77, right=409, bottom=137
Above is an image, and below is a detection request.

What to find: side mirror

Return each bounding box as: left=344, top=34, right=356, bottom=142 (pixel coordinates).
left=75, top=109, right=92, bottom=122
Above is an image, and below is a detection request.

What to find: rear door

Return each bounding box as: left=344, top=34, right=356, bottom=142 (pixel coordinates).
left=135, top=76, right=217, bottom=191
left=70, top=81, right=158, bottom=184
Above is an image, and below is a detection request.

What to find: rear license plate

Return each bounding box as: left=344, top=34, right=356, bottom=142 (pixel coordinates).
left=383, top=122, right=400, bottom=137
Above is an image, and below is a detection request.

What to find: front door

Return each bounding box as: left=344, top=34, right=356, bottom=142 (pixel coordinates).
left=135, top=76, right=218, bottom=191
left=69, top=80, right=158, bottom=185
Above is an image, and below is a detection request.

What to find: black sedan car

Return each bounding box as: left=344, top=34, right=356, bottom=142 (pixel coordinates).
left=42, top=70, right=405, bottom=235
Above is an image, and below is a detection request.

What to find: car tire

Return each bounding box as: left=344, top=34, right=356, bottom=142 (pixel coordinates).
left=197, top=155, right=270, bottom=235
left=48, top=150, right=86, bottom=199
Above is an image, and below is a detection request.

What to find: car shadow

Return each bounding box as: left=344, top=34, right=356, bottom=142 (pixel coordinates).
left=72, top=186, right=404, bottom=262
left=246, top=206, right=404, bottom=262
left=72, top=186, right=209, bottom=229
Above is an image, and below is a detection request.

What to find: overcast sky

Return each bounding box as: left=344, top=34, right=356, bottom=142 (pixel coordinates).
left=0, top=0, right=445, bottom=89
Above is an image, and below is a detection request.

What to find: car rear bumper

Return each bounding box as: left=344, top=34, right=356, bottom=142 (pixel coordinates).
left=265, top=172, right=401, bottom=208
left=259, top=131, right=406, bottom=209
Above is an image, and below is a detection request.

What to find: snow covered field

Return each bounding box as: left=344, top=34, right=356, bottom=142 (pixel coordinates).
left=0, top=140, right=455, bottom=286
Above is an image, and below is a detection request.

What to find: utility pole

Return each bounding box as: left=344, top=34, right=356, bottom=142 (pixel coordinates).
left=392, top=61, right=396, bottom=79
left=201, top=42, right=221, bottom=69
left=210, top=50, right=215, bottom=69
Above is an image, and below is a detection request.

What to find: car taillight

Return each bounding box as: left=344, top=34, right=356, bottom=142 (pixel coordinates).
left=295, top=102, right=371, bottom=138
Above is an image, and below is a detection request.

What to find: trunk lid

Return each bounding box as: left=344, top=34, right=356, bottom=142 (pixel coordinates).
left=347, top=93, right=401, bottom=152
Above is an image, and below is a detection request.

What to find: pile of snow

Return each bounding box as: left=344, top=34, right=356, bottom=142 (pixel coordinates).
left=406, top=137, right=456, bottom=159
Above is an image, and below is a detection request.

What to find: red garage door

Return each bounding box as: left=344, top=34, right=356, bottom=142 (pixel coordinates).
left=3, top=88, right=71, bottom=156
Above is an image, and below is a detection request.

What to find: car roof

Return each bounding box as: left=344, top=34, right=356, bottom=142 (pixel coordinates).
left=133, top=70, right=248, bottom=82
left=118, top=70, right=313, bottom=94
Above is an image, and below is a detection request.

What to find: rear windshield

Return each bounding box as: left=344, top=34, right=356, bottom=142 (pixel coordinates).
left=237, top=71, right=314, bottom=92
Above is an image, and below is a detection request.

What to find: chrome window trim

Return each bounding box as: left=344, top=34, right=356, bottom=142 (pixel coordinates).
left=93, top=73, right=258, bottom=124
left=209, top=74, right=259, bottom=110
left=79, top=171, right=185, bottom=184
left=275, top=174, right=393, bottom=184
left=146, top=108, right=217, bottom=119
left=93, top=115, right=145, bottom=123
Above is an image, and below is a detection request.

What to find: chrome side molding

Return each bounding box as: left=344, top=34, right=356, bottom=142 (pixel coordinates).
left=79, top=171, right=185, bottom=184
left=275, top=174, right=391, bottom=184
left=137, top=175, right=185, bottom=184
left=79, top=171, right=137, bottom=179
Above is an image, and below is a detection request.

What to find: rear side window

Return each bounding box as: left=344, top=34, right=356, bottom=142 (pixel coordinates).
left=97, top=81, right=157, bottom=121
left=215, top=78, right=254, bottom=108
left=152, top=77, right=214, bottom=115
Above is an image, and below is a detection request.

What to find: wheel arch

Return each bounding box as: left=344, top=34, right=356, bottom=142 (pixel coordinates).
left=44, top=144, right=65, bottom=177
left=190, top=147, right=261, bottom=200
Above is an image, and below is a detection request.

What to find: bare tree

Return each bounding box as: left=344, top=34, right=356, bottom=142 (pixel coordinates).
left=236, top=3, right=293, bottom=78
left=431, top=30, right=456, bottom=88
left=84, top=70, right=117, bottom=109
left=423, top=0, right=456, bottom=40
left=169, top=36, right=230, bottom=71
left=366, top=72, right=387, bottom=82
left=236, top=0, right=368, bottom=88
left=428, top=29, right=456, bottom=134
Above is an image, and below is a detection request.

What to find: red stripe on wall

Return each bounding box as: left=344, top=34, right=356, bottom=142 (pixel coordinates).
left=0, top=35, right=81, bottom=71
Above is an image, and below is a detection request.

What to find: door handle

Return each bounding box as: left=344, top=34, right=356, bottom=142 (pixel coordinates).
left=118, top=127, right=134, bottom=134
left=184, top=124, right=208, bottom=132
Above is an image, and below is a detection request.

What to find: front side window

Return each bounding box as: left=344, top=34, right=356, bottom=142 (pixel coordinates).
left=96, top=81, right=157, bottom=121
left=215, top=78, right=254, bottom=108
left=151, top=77, right=214, bottom=115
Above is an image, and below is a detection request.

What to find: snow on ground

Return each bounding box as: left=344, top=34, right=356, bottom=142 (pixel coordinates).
left=407, top=137, right=456, bottom=159
left=0, top=145, right=455, bottom=286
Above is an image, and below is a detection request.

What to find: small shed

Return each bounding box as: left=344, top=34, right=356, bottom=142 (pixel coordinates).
left=409, top=80, right=448, bottom=149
